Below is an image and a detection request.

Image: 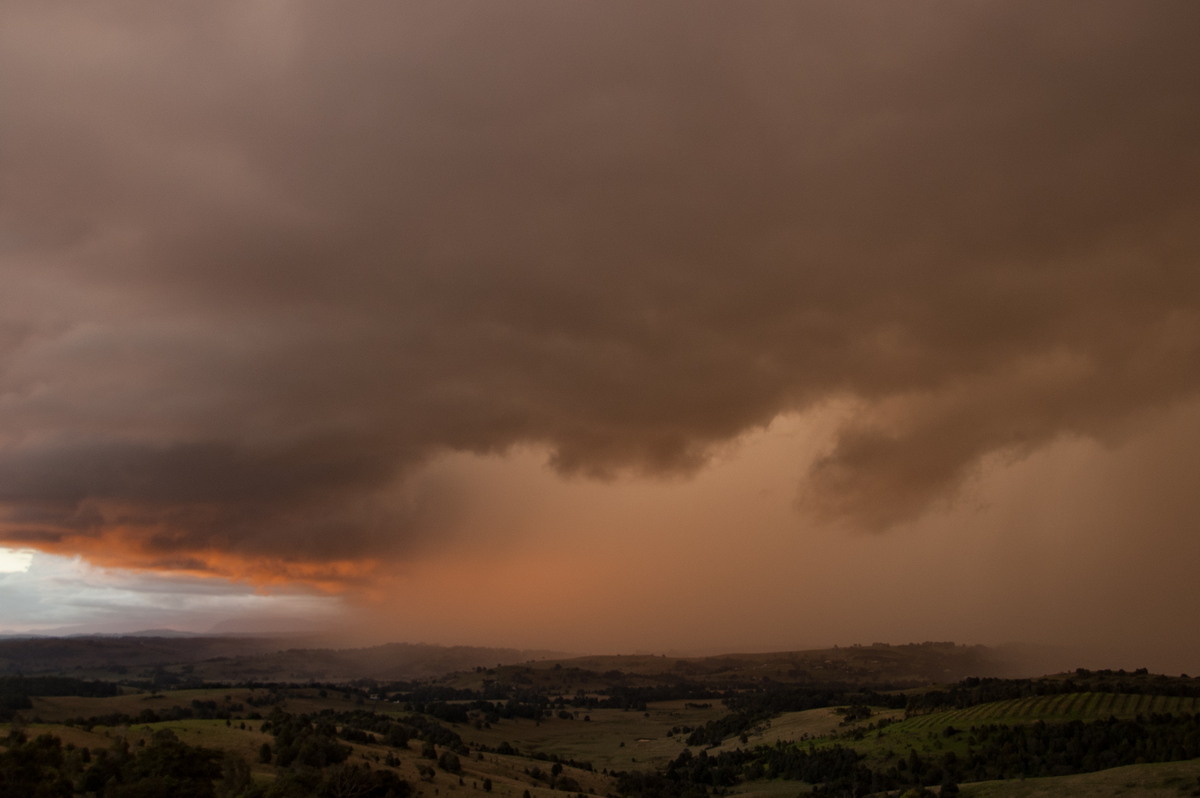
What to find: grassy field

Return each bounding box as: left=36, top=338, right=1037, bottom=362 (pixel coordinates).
left=11, top=689, right=718, bottom=794
left=16, top=722, right=115, bottom=751
left=708, top=706, right=908, bottom=754
left=903, top=692, right=1200, bottom=729
left=453, top=699, right=726, bottom=770
left=721, top=758, right=1200, bottom=798
left=822, top=692, right=1200, bottom=768
left=29, top=686, right=275, bottom=722
left=960, top=757, right=1200, bottom=797
left=10, top=679, right=1200, bottom=798
left=13, top=713, right=615, bottom=798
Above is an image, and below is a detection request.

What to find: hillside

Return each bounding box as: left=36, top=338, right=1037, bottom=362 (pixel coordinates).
left=4, top=639, right=1198, bottom=796
left=0, top=637, right=564, bottom=682
left=0, top=637, right=1036, bottom=688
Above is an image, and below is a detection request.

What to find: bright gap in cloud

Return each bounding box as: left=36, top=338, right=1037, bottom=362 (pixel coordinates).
left=0, top=547, right=34, bottom=573
left=0, top=549, right=343, bottom=634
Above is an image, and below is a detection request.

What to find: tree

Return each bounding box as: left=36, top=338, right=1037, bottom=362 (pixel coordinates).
left=0, top=733, right=72, bottom=798
left=216, top=752, right=251, bottom=798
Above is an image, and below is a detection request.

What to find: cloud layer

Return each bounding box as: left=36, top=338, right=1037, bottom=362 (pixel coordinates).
left=3, top=2, right=1200, bottom=583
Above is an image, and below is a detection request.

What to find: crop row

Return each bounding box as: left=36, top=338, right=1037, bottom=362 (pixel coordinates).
left=902, top=692, right=1200, bottom=729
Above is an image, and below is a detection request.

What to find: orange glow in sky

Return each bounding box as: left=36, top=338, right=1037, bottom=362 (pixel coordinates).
left=3, top=1, right=1200, bottom=671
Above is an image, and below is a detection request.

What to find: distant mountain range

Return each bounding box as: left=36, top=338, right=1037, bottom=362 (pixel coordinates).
left=0, top=614, right=332, bottom=639
left=0, top=628, right=203, bottom=639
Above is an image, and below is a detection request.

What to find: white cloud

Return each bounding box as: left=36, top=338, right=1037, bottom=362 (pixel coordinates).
left=0, top=547, right=33, bottom=573
left=0, top=550, right=341, bottom=634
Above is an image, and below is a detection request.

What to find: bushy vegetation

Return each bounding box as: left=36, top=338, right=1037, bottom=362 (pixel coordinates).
left=1, top=677, right=122, bottom=721
left=6, top=645, right=1200, bottom=797
left=2, top=705, right=417, bottom=797
left=905, top=670, right=1200, bottom=714
left=686, top=687, right=907, bottom=747
left=1, top=727, right=223, bottom=798
left=616, top=713, right=1200, bottom=798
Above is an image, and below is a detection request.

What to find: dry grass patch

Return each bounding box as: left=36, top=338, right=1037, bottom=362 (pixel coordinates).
left=8, top=722, right=113, bottom=751
left=456, top=702, right=724, bottom=771
left=707, top=706, right=906, bottom=754
left=29, top=686, right=272, bottom=722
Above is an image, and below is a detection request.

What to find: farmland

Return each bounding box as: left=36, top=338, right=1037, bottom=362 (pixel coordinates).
left=3, top=639, right=1200, bottom=796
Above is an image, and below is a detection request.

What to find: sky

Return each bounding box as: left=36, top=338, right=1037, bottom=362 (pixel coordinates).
left=2, top=2, right=1200, bottom=672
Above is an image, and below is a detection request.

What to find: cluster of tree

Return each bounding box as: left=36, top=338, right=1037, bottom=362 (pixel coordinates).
left=262, top=763, right=409, bottom=798
left=255, top=707, right=428, bottom=796
left=4, top=703, right=424, bottom=795
left=387, top=685, right=482, bottom=703
left=274, top=706, right=469, bottom=761
left=834, top=705, right=873, bottom=725
left=941, top=712, right=1200, bottom=782
left=686, top=687, right=906, bottom=747
left=680, top=673, right=1200, bottom=750
left=401, top=688, right=719, bottom=720
left=614, top=769, right=710, bottom=798
left=263, top=710, right=352, bottom=770
left=0, top=727, right=231, bottom=798
left=906, top=671, right=1200, bottom=714
left=389, top=694, right=549, bottom=723
left=683, top=712, right=766, bottom=748
left=245, top=692, right=286, bottom=708
left=685, top=744, right=873, bottom=791
left=807, top=712, right=1200, bottom=794
left=64, top=699, right=244, bottom=730
left=377, top=669, right=731, bottom=711
left=622, top=712, right=1200, bottom=798
left=254, top=709, right=413, bottom=797
left=723, top=687, right=908, bottom=716
left=0, top=676, right=122, bottom=700
left=387, top=712, right=465, bottom=750
left=0, top=677, right=121, bottom=721
left=595, top=684, right=719, bottom=711
left=523, top=760, right=583, bottom=792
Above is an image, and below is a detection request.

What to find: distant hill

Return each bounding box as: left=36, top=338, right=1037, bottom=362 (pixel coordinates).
left=185, top=641, right=568, bottom=682
left=0, top=636, right=564, bottom=682
left=434, top=641, right=1042, bottom=695
left=0, top=637, right=1054, bottom=686
left=0, top=636, right=285, bottom=677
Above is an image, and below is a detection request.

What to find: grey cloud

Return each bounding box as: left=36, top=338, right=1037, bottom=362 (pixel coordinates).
left=2, top=1, right=1199, bottom=569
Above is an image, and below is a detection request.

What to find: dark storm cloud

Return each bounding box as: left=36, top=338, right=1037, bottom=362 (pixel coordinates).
left=2, top=1, right=1200, bottom=571
left=0, top=439, right=411, bottom=559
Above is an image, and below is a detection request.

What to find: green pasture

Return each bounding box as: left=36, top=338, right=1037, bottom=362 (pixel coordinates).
left=903, top=692, right=1200, bottom=730
left=960, top=757, right=1200, bottom=797
left=818, top=693, right=1200, bottom=769
left=17, top=681, right=1200, bottom=798
left=122, top=717, right=272, bottom=762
